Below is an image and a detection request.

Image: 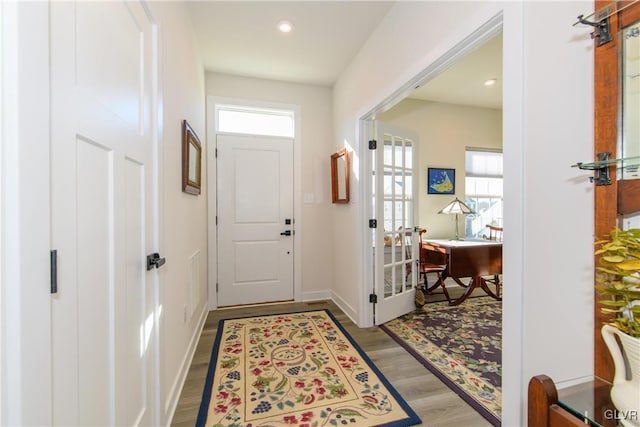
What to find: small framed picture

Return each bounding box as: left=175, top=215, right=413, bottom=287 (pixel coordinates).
left=427, top=168, right=455, bottom=194
left=182, top=120, right=202, bottom=195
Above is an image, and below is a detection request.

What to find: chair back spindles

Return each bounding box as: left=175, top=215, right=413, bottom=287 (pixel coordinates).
left=486, top=224, right=503, bottom=242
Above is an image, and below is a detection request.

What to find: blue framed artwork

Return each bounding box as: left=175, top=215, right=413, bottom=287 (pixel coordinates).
left=427, top=168, right=455, bottom=194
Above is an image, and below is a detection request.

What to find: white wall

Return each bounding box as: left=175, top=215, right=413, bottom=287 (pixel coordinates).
left=378, top=99, right=502, bottom=239
left=150, top=2, right=208, bottom=424
left=519, top=0, right=594, bottom=396
left=205, top=73, right=334, bottom=301
left=333, top=1, right=594, bottom=425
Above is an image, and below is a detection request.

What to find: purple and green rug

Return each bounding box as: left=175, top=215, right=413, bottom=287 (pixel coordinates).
left=197, top=310, right=421, bottom=427
left=381, top=298, right=502, bottom=426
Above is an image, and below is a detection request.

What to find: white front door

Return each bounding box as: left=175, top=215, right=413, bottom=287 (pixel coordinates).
left=373, top=122, right=419, bottom=325
left=217, top=134, right=294, bottom=306
left=50, top=2, right=158, bottom=425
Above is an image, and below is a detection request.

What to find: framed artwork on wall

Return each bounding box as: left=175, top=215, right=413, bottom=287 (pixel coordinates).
left=427, top=167, right=455, bottom=194
left=330, top=148, right=350, bottom=203
left=182, top=120, right=202, bottom=195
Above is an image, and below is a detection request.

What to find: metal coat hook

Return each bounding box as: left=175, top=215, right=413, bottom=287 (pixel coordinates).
left=576, top=14, right=612, bottom=46
left=572, top=152, right=612, bottom=186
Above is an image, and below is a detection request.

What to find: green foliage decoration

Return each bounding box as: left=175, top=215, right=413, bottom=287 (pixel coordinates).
left=595, top=228, right=640, bottom=338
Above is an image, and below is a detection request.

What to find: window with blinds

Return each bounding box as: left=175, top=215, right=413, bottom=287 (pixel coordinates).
left=465, top=148, right=503, bottom=239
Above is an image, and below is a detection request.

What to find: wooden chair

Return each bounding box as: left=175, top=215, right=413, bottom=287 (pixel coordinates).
left=485, top=224, right=503, bottom=296
left=416, top=229, right=450, bottom=305
left=486, top=224, right=503, bottom=241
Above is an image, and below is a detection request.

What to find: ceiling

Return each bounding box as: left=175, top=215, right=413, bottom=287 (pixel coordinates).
left=186, top=1, right=394, bottom=86
left=186, top=1, right=502, bottom=109
left=409, top=33, right=503, bottom=110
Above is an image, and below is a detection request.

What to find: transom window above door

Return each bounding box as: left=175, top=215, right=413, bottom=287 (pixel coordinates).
left=215, top=104, right=295, bottom=137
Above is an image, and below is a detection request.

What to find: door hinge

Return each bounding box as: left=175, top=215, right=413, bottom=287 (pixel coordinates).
left=216, top=215, right=218, bottom=225
left=368, top=140, right=377, bottom=150
left=50, top=250, right=58, bottom=294
left=215, top=148, right=218, bottom=158
left=369, top=219, right=377, bottom=229
left=216, top=282, right=219, bottom=292
left=369, top=293, right=378, bottom=304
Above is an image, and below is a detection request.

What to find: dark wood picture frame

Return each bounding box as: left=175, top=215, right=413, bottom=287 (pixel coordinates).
left=331, top=148, right=350, bottom=204
left=427, top=167, right=455, bottom=195
left=182, top=120, right=202, bottom=195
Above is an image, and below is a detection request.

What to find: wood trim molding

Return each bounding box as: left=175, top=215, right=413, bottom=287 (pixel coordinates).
left=593, top=0, right=620, bottom=382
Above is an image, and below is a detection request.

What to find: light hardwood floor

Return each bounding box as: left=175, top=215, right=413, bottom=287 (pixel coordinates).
left=170, top=298, right=492, bottom=427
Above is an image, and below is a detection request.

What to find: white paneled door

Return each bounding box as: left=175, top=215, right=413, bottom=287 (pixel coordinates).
left=50, top=2, right=158, bottom=425
left=217, top=134, right=294, bottom=306
left=373, top=122, right=419, bottom=325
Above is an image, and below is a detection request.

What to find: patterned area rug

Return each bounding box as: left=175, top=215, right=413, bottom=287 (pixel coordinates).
left=197, top=310, right=420, bottom=427
left=380, top=298, right=502, bottom=426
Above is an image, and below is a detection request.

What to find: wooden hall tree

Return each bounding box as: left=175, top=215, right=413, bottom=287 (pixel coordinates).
left=594, top=0, right=640, bottom=383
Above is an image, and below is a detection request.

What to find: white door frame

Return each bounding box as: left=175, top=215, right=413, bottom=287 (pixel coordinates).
left=206, top=96, right=302, bottom=310
left=1, top=2, right=52, bottom=424
left=358, top=14, right=504, bottom=328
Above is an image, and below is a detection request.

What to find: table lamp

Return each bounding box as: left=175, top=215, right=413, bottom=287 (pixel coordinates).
left=438, top=197, right=476, bottom=240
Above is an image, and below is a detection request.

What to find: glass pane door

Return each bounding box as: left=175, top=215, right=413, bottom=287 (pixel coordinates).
left=373, top=122, right=419, bottom=324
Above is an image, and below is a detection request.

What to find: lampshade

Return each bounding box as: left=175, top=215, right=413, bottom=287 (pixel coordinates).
left=438, top=197, right=475, bottom=240
left=438, top=197, right=476, bottom=215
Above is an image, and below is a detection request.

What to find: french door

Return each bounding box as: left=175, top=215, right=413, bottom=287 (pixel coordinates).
left=217, top=134, right=295, bottom=306
left=372, top=122, right=420, bottom=325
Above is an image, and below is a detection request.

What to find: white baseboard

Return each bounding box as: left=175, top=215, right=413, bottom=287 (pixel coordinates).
left=554, top=374, right=595, bottom=390
left=302, top=290, right=332, bottom=302
left=330, top=291, right=358, bottom=326
left=164, top=302, right=208, bottom=426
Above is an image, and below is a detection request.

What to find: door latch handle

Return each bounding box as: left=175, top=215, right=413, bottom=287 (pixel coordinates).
left=280, top=230, right=292, bottom=236
left=146, top=253, right=166, bottom=271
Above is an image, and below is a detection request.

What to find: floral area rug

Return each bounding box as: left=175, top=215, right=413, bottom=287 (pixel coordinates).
left=197, top=310, right=420, bottom=427
left=380, top=298, right=502, bottom=426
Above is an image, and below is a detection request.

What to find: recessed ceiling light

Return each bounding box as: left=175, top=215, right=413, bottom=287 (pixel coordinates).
left=484, top=78, right=497, bottom=86
left=277, top=20, right=293, bottom=33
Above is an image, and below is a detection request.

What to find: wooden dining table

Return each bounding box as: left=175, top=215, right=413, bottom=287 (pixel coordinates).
left=421, top=239, right=502, bottom=306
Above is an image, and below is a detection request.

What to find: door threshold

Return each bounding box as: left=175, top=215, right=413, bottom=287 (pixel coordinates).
left=217, top=299, right=295, bottom=310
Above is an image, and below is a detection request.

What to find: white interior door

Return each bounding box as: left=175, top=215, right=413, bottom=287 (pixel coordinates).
left=373, top=122, right=419, bottom=325
left=217, top=134, right=294, bottom=306
left=50, top=2, right=158, bottom=425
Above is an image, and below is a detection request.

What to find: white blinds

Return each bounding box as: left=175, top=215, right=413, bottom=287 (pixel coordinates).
left=465, top=149, right=503, bottom=178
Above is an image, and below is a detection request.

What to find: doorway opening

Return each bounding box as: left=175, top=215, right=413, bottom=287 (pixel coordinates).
left=361, top=14, right=503, bottom=326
